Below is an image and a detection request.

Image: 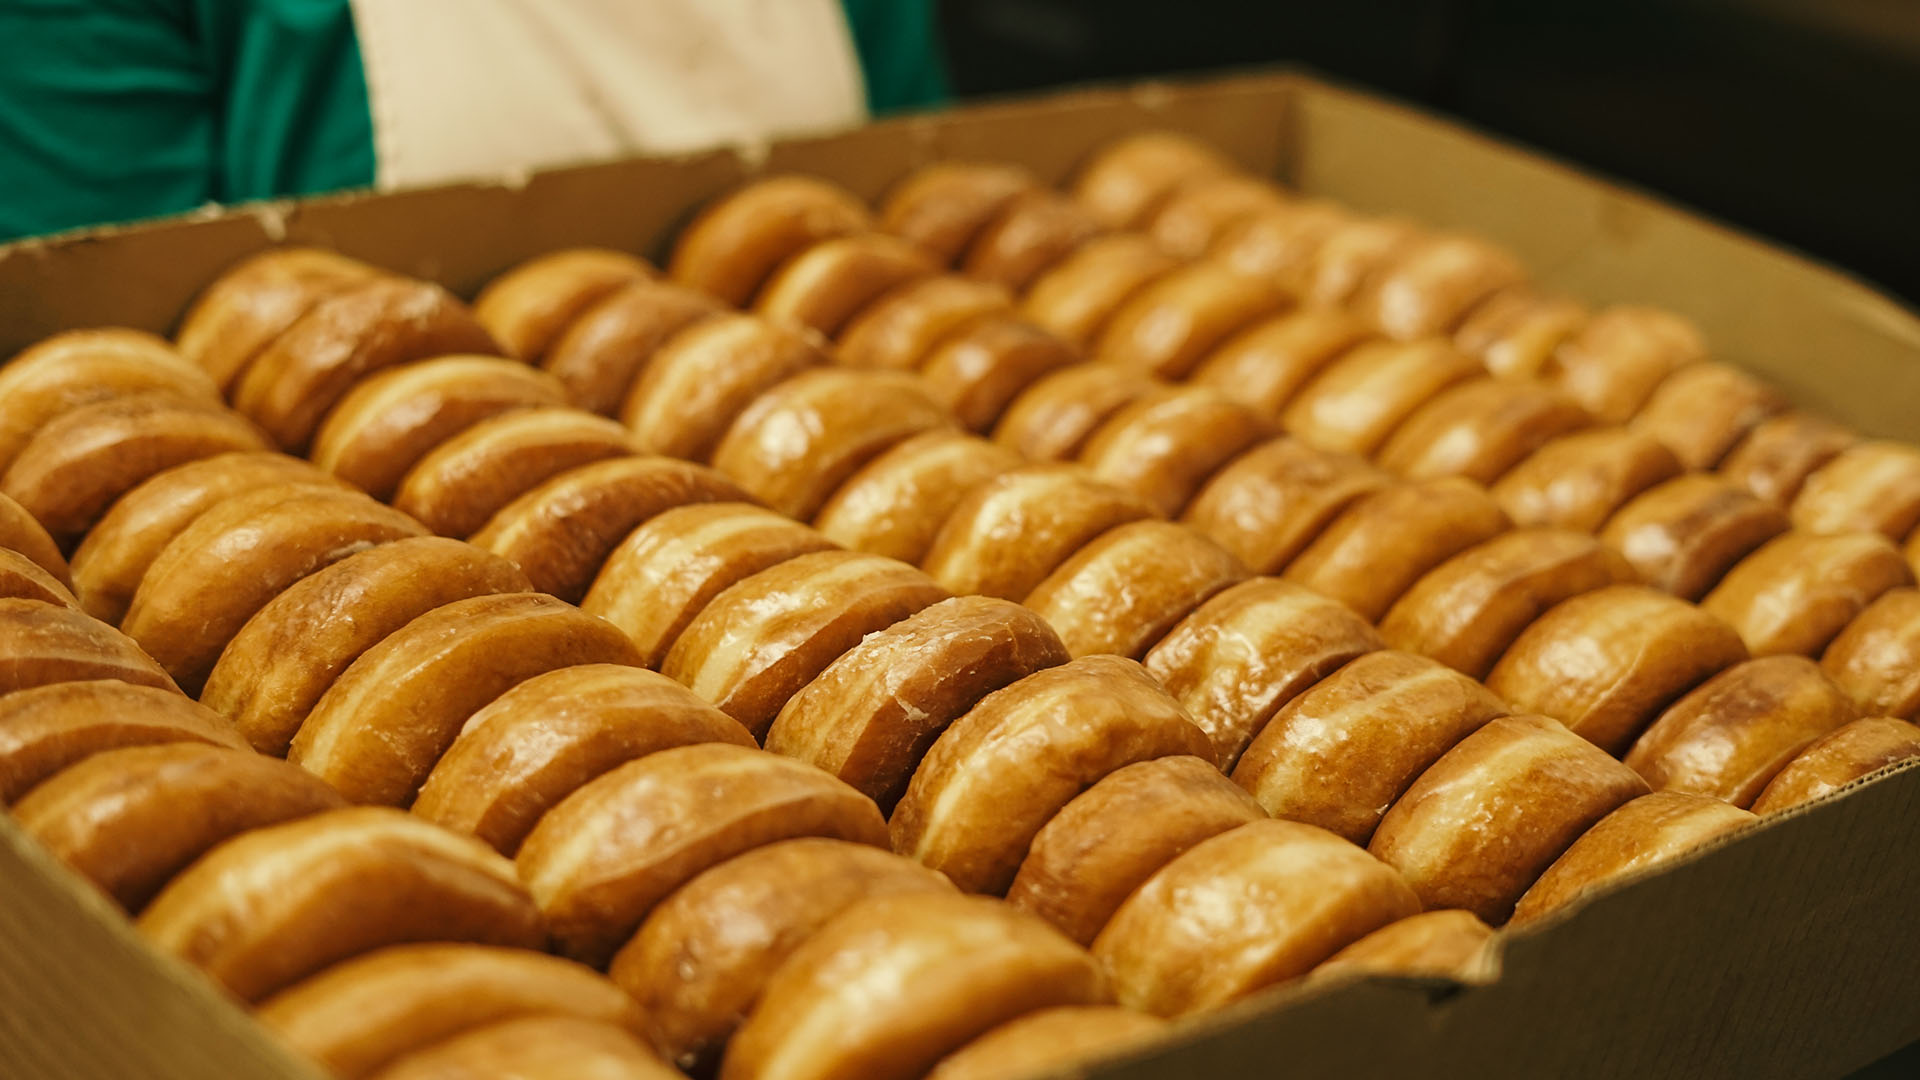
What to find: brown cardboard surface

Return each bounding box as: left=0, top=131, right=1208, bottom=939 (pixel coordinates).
left=2, top=70, right=1918, bottom=1080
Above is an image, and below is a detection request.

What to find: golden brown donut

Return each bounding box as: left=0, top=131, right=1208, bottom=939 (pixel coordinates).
left=1006, top=755, right=1262, bottom=946
left=812, top=431, right=1022, bottom=564
left=753, top=233, right=938, bottom=337
left=370, top=1015, right=677, bottom=1080
left=1624, top=655, right=1855, bottom=806
left=0, top=330, right=218, bottom=477
left=1353, top=233, right=1526, bottom=341
left=471, top=455, right=748, bottom=602
left=1145, top=174, right=1287, bottom=260
left=1598, top=474, right=1790, bottom=600
left=670, top=176, right=875, bottom=307
left=1630, top=362, right=1787, bottom=471
left=1143, top=578, right=1384, bottom=768
left=11, top=326, right=181, bottom=372
left=836, top=276, right=1012, bottom=369
left=890, top=654, right=1212, bottom=894
left=0, top=548, right=78, bottom=609
left=1309, top=909, right=1494, bottom=982
left=174, top=248, right=381, bottom=392
left=1092, top=261, right=1289, bottom=380
left=1281, top=338, right=1484, bottom=457
left=0, top=598, right=178, bottom=698
left=138, top=806, right=544, bottom=1002
left=309, top=355, right=567, bottom=499
left=2, top=393, right=270, bottom=545
left=1096, top=818, right=1419, bottom=1015
left=516, top=743, right=888, bottom=966
left=580, top=503, right=837, bottom=669
left=1376, top=378, right=1592, bottom=485
left=1180, top=436, right=1390, bottom=575
left=990, top=363, right=1162, bottom=463
left=611, top=838, right=954, bottom=1070
left=878, top=163, right=1040, bottom=265
left=1076, top=385, right=1278, bottom=517
left=925, top=1007, right=1166, bottom=1080
left=121, top=484, right=426, bottom=694
left=470, top=248, right=654, bottom=363
left=257, top=944, right=645, bottom=1080
left=765, top=595, right=1069, bottom=811
left=1020, top=235, right=1180, bottom=350
left=1379, top=529, right=1638, bottom=679
left=1790, top=442, right=1920, bottom=541
left=1492, top=425, right=1685, bottom=533
left=1369, top=714, right=1650, bottom=923
left=1509, top=792, right=1754, bottom=925
left=12, top=743, right=343, bottom=910
left=1285, top=477, right=1512, bottom=622
left=1719, top=411, right=1858, bottom=508
left=1024, top=520, right=1249, bottom=659
left=620, top=313, right=828, bottom=462
left=920, top=465, right=1159, bottom=600
left=1210, top=200, right=1350, bottom=286
left=1189, top=308, right=1372, bottom=418
left=0, top=680, right=238, bottom=803
left=661, top=549, right=948, bottom=739
left=540, top=279, right=727, bottom=415
left=1543, top=305, right=1706, bottom=424
left=1453, top=287, right=1589, bottom=382
left=233, top=277, right=501, bottom=452
left=0, top=490, right=72, bottom=589
left=959, top=190, right=1104, bottom=293
left=1299, top=217, right=1425, bottom=308
left=1232, top=651, right=1508, bottom=843
left=1702, top=530, right=1913, bottom=656
left=392, top=407, right=637, bottom=540
left=1749, top=717, right=1920, bottom=814
left=414, top=664, right=753, bottom=855
left=917, top=316, right=1077, bottom=432
left=289, top=592, right=642, bottom=806
left=1071, top=131, right=1236, bottom=230
left=1822, top=588, right=1920, bottom=719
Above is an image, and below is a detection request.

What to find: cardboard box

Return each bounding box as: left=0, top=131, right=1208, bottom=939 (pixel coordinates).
left=3, top=70, right=1918, bottom=1080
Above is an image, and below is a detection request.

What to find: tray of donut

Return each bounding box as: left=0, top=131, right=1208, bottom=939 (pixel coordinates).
left=3, top=70, right=1920, bottom=1080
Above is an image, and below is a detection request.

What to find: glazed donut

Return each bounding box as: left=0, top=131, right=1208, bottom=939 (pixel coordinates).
left=202, top=537, right=532, bottom=755
left=256, top=944, right=645, bottom=1080
left=308, top=355, right=567, bottom=499
left=1188, top=308, right=1372, bottom=417
left=0, top=491, right=72, bottom=588
left=1452, top=288, right=1588, bottom=382
left=121, top=484, right=427, bottom=694
left=0, top=548, right=78, bottom=609
left=1020, top=235, right=1179, bottom=349
left=620, top=313, right=828, bottom=462
left=1076, top=386, right=1278, bottom=517
left=1145, top=173, right=1287, bottom=259
left=765, top=595, right=1069, bottom=810
left=1750, top=717, right=1920, bottom=815
left=1624, top=656, right=1855, bottom=806
left=1092, top=261, right=1288, bottom=380
left=879, top=162, right=1039, bottom=265
left=924, top=1007, right=1167, bottom=1080
left=1509, top=792, right=1755, bottom=925
left=890, top=654, right=1212, bottom=895
left=0, top=599, right=178, bottom=698
left=232, top=277, right=500, bottom=452
left=1630, top=362, right=1787, bottom=471
left=1006, top=755, right=1263, bottom=946
left=1071, top=131, right=1236, bottom=230
left=611, top=838, right=954, bottom=1070
left=1598, top=475, right=1789, bottom=600
left=1491, top=426, right=1684, bottom=533
left=1702, top=531, right=1913, bottom=657
left=10, top=326, right=182, bottom=373
left=137, top=806, right=544, bottom=1002
left=12, top=743, right=343, bottom=910
left=1095, top=818, right=1420, bottom=1016
left=836, top=276, right=1013, bottom=370
left=753, top=233, right=938, bottom=337
left=917, top=316, right=1077, bottom=432
left=0, top=680, right=239, bottom=803
left=288, top=592, right=642, bottom=806
left=515, top=743, right=888, bottom=966
left=470, top=248, right=653, bottom=363
left=1299, top=217, right=1424, bottom=308
left=392, top=407, right=639, bottom=539
left=812, top=431, right=1023, bottom=564
left=174, top=249, right=381, bottom=391
left=1024, top=520, right=1248, bottom=660
left=1719, top=412, right=1857, bottom=507
left=1352, top=233, right=1525, bottom=341
left=369, top=1015, right=676, bottom=1080
left=1822, top=589, right=1920, bottom=719
left=1279, top=338, right=1483, bottom=457
left=1232, top=650, right=1508, bottom=844
left=2, top=393, right=269, bottom=545
left=1375, top=378, right=1592, bottom=485
left=959, top=190, right=1104, bottom=292
left=539, top=279, right=725, bottom=415
left=1543, top=305, right=1706, bottom=423
left=990, top=363, right=1161, bottom=463
left=1486, top=585, right=1748, bottom=755
left=1790, top=442, right=1920, bottom=540
left=1180, top=437, right=1390, bottom=575
left=1143, top=578, right=1384, bottom=768
left=1309, top=909, right=1494, bottom=982
left=470, top=455, right=748, bottom=602
left=1368, top=714, right=1650, bottom=923
left=1378, top=529, right=1637, bottom=679
left=580, top=502, right=837, bottom=668
left=1210, top=200, right=1351, bottom=286
left=1284, top=477, right=1512, bottom=622
left=0, top=330, right=218, bottom=476
left=414, top=664, right=753, bottom=855
left=660, top=549, right=948, bottom=738
left=669, top=176, right=874, bottom=307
